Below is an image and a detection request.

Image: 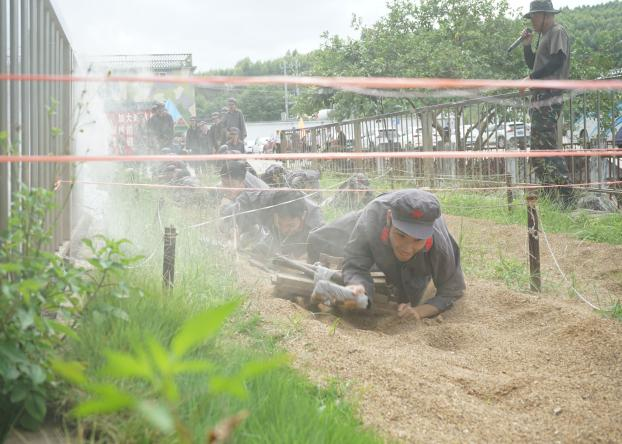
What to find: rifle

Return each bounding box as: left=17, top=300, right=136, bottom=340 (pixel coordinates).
left=272, top=255, right=369, bottom=310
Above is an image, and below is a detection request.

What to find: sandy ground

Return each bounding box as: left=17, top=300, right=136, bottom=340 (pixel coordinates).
left=241, top=214, right=622, bottom=443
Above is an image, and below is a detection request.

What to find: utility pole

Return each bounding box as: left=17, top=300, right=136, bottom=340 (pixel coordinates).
left=294, top=58, right=300, bottom=97
left=283, top=61, right=289, bottom=121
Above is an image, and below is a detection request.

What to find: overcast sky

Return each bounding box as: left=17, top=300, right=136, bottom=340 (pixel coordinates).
left=52, top=0, right=613, bottom=71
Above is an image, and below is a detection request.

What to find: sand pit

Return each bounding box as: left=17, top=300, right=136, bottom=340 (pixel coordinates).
left=240, top=215, right=622, bottom=443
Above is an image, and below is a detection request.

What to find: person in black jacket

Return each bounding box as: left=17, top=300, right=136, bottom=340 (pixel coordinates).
left=147, top=103, right=174, bottom=149
left=185, top=117, right=201, bottom=153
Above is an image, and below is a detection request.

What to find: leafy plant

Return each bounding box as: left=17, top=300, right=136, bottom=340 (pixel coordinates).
left=600, top=300, right=622, bottom=321
left=493, top=254, right=530, bottom=291
left=53, top=300, right=287, bottom=443
left=78, top=236, right=144, bottom=325
left=0, top=188, right=141, bottom=438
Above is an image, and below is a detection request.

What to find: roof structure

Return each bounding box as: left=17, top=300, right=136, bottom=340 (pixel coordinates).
left=86, top=53, right=195, bottom=74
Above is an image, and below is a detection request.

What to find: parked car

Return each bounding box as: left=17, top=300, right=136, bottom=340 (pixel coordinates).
left=566, top=105, right=622, bottom=147
left=486, top=122, right=530, bottom=149
left=367, top=128, right=402, bottom=151
left=246, top=136, right=275, bottom=154
left=450, top=124, right=480, bottom=148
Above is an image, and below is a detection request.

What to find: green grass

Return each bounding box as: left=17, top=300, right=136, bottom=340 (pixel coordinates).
left=435, top=190, right=622, bottom=245
left=60, top=274, right=382, bottom=443
left=320, top=172, right=622, bottom=244
left=600, top=301, right=622, bottom=321
left=56, top=177, right=384, bottom=443
left=492, top=254, right=531, bottom=291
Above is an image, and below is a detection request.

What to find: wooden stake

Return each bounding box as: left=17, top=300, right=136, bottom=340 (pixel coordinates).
left=526, top=194, right=541, bottom=292
left=506, top=173, right=514, bottom=212
left=163, top=226, right=177, bottom=289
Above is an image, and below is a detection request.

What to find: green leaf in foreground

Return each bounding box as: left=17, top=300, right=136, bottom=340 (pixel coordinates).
left=101, top=350, right=152, bottom=380
left=51, top=359, right=87, bottom=386
left=210, top=354, right=289, bottom=400
left=72, top=384, right=134, bottom=417
left=136, top=400, right=175, bottom=434
left=171, top=300, right=240, bottom=357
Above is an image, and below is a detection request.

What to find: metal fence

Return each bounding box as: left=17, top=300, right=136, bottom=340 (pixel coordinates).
left=1, top=0, right=74, bottom=251
left=278, top=89, right=622, bottom=192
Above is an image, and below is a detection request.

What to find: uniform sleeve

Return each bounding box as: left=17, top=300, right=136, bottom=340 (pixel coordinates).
left=239, top=111, right=247, bottom=139
left=524, top=45, right=535, bottom=70
left=305, top=200, right=324, bottom=230
left=529, top=51, right=565, bottom=79
left=548, top=27, right=569, bottom=56
left=425, top=227, right=466, bottom=312
left=342, top=211, right=376, bottom=299
left=220, top=190, right=272, bottom=233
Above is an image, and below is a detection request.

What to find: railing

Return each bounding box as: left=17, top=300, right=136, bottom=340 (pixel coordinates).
left=278, top=89, right=622, bottom=190
left=0, top=0, right=74, bottom=250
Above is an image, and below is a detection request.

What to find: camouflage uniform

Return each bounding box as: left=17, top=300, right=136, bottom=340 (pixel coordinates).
left=530, top=98, right=569, bottom=188
left=524, top=18, right=572, bottom=204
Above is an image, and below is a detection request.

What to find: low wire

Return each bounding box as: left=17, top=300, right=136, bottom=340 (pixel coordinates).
left=539, top=219, right=602, bottom=311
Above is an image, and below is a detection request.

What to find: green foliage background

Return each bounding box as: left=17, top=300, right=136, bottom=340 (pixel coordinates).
left=196, top=0, right=622, bottom=122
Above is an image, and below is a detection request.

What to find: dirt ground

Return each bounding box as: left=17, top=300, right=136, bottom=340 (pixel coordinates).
left=241, top=214, right=622, bottom=443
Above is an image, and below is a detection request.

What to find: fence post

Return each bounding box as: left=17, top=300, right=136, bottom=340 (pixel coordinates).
left=353, top=121, right=362, bottom=172
left=526, top=194, right=541, bottom=292
left=421, top=111, right=435, bottom=188
left=10, top=0, right=21, bottom=198
left=506, top=173, right=514, bottom=212
left=0, top=0, right=10, bottom=232
left=163, top=226, right=177, bottom=289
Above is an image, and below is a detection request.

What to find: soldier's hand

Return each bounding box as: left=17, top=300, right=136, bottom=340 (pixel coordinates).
left=521, top=28, right=533, bottom=46
left=346, top=284, right=366, bottom=296
left=397, top=303, right=422, bottom=320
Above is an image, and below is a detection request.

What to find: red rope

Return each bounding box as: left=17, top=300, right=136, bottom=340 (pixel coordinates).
left=1, top=73, right=622, bottom=91
left=2, top=149, right=622, bottom=163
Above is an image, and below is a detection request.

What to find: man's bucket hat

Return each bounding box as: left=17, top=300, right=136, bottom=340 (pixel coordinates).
left=524, top=0, right=560, bottom=19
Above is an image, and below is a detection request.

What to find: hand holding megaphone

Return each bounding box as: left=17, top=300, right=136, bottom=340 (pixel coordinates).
left=507, top=28, right=533, bottom=53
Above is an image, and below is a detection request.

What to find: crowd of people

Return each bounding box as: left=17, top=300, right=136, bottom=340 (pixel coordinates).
left=143, top=97, right=248, bottom=155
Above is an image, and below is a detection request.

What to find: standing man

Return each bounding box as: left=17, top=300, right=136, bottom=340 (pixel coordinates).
left=522, top=0, right=572, bottom=205
left=223, top=98, right=247, bottom=141
left=207, top=111, right=227, bottom=153
left=185, top=117, right=201, bottom=153
left=332, top=125, right=347, bottom=151
left=147, top=103, right=174, bottom=150
left=308, top=189, right=465, bottom=319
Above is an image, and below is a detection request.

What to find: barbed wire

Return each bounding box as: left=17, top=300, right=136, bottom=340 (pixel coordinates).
left=58, top=178, right=622, bottom=195
left=539, top=219, right=603, bottom=311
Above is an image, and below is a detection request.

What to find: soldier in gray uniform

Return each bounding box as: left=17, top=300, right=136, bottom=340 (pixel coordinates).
left=223, top=98, right=247, bottom=141
left=225, top=127, right=245, bottom=152
left=307, top=189, right=465, bottom=319
left=207, top=112, right=227, bottom=152
left=522, top=0, right=571, bottom=204
left=219, top=160, right=268, bottom=202
left=221, top=187, right=324, bottom=258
